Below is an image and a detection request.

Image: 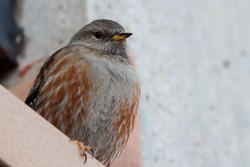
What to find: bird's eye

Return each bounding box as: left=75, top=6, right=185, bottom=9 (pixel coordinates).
left=94, top=32, right=102, bottom=39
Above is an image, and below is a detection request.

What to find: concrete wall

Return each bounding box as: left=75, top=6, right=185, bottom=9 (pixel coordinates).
left=87, top=0, right=250, bottom=167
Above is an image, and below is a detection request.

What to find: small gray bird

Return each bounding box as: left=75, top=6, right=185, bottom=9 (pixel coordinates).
left=25, top=19, right=140, bottom=166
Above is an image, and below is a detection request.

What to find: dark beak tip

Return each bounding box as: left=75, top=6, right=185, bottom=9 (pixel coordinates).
left=117, top=32, right=133, bottom=37
left=127, top=33, right=133, bottom=37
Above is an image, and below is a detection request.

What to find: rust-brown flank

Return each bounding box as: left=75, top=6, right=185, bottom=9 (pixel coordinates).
left=35, top=51, right=92, bottom=137
left=113, top=83, right=140, bottom=147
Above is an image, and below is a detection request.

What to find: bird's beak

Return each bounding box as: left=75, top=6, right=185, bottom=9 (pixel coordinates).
left=112, top=33, right=132, bottom=41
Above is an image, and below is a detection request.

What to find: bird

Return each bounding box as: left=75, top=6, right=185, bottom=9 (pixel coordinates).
left=25, top=19, right=140, bottom=166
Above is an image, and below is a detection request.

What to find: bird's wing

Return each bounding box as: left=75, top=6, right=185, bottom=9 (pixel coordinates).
left=25, top=46, right=74, bottom=108
left=25, top=74, right=43, bottom=109
left=25, top=45, right=94, bottom=140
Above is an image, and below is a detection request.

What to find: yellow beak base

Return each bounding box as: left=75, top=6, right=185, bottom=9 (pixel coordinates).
left=112, top=33, right=132, bottom=41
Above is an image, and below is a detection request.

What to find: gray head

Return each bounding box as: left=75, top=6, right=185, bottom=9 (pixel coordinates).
left=69, top=19, right=132, bottom=56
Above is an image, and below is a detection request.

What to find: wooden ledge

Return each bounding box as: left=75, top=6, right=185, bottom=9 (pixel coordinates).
left=0, top=85, right=104, bottom=167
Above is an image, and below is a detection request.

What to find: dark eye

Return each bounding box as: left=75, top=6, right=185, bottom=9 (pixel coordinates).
left=94, top=32, right=102, bottom=39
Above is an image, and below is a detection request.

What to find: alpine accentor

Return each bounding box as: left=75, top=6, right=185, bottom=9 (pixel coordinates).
left=25, top=19, right=140, bottom=166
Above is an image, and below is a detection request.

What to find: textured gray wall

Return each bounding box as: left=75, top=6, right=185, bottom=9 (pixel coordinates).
left=19, top=0, right=87, bottom=63
left=88, top=0, right=250, bottom=167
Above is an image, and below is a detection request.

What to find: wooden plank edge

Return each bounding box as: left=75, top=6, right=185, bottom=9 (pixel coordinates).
left=0, top=85, right=104, bottom=167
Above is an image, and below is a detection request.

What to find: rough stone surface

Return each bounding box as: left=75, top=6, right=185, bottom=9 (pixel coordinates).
left=87, top=0, right=250, bottom=167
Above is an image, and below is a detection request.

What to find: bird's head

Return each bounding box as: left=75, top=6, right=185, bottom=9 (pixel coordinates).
left=69, top=19, right=132, bottom=56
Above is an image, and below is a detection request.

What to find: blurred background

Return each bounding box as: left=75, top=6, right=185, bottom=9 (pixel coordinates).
left=0, top=0, right=249, bottom=167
